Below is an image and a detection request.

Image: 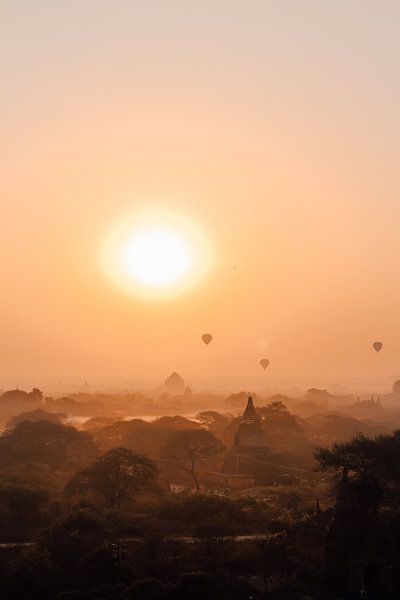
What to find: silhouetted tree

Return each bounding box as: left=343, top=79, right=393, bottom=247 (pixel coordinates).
left=225, top=391, right=256, bottom=409
left=90, top=416, right=200, bottom=458
left=1, top=387, right=43, bottom=403
left=77, top=546, right=124, bottom=589
left=6, top=408, right=66, bottom=430
left=29, top=387, right=44, bottom=402
left=174, top=571, right=260, bottom=600
left=259, top=401, right=303, bottom=432
left=0, top=420, right=96, bottom=467
left=196, top=411, right=228, bottom=427
left=4, top=547, right=52, bottom=599
left=43, top=508, right=106, bottom=570
left=314, top=432, right=400, bottom=510
left=158, top=493, right=246, bottom=527
left=164, top=430, right=223, bottom=491
left=128, top=578, right=174, bottom=599
left=195, top=411, right=236, bottom=447
left=0, top=483, right=49, bottom=528
left=66, top=447, right=158, bottom=508
left=315, top=431, right=400, bottom=483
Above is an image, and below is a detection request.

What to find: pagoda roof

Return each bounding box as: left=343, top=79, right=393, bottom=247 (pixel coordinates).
left=242, top=396, right=258, bottom=422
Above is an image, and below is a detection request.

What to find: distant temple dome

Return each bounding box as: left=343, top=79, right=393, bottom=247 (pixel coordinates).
left=164, top=372, right=185, bottom=396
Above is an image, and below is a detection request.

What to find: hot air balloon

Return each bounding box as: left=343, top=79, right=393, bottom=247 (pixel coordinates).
left=202, top=334, right=212, bottom=346
left=373, top=341, right=383, bottom=354
left=260, top=358, right=270, bottom=370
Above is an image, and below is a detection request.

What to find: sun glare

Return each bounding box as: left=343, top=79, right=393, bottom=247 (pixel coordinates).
left=119, top=227, right=192, bottom=287
left=103, top=211, right=212, bottom=299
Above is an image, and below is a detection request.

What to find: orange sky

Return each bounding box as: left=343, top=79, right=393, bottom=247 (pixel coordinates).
left=1, top=1, right=400, bottom=391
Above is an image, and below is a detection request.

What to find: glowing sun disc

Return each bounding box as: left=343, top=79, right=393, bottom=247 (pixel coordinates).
left=119, top=227, right=192, bottom=287
left=103, top=211, right=212, bottom=299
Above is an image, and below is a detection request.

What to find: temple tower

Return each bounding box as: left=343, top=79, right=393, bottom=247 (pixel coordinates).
left=234, top=396, right=267, bottom=448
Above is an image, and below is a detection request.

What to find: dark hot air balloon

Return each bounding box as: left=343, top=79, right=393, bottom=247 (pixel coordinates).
left=260, top=358, right=270, bottom=370
left=202, top=334, right=212, bottom=346
left=373, top=342, right=383, bottom=353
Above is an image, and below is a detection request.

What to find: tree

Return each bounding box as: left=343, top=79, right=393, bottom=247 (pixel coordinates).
left=195, top=412, right=234, bottom=446
left=66, top=448, right=158, bottom=508
left=256, top=532, right=288, bottom=596
left=259, top=400, right=289, bottom=417
left=0, top=483, right=50, bottom=527
left=29, top=388, right=44, bottom=403
left=1, top=387, right=43, bottom=404
left=257, top=401, right=308, bottom=460
left=90, top=416, right=200, bottom=458
left=314, top=431, right=400, bottom=510
left=274, top=490, right=304, bottom=516
left=77, top=546, right=126, bottom=589
left=164, top=430, right=223, bottom=491
left=225, top=391, right=256, bottom=409
left=174, top=571, right=259, bottom=600
left=6, top=409, right=66, bottom=430
left=158, top=493, right=245, bottom=524
left=0, top=420, right=96, bottom=468
left=196, top=411, right=228, bottom=428
left=258, top=401, right=302, bottom=432
left=315, top=431, right=400, bottom=481
left=43, top=509, right=106, bottom=569
left=129, top=578, right=174, bottom=599
left=4, top=547, right=53, bottom=599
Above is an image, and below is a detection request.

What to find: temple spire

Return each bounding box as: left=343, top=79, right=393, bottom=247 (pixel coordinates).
left=242, top=396, right=258, bottom=422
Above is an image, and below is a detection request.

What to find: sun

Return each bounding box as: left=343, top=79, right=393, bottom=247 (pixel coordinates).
left=103, top=210, right=212, bottom=298
left=119, top=226, right=192, bottom=287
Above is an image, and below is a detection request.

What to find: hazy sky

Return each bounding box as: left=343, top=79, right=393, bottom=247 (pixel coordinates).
left=1, top=1, right=400, bottom=389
